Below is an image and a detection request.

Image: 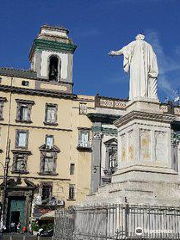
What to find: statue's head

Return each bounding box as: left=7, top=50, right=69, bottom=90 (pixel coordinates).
left=135, top=34, right=145, bottom=40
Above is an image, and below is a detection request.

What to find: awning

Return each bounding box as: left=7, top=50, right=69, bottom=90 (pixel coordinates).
left=39, top=210, right=55, bottom=220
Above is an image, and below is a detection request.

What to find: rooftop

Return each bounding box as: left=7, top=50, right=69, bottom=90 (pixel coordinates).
left=0, top=67, right=37, bottom=79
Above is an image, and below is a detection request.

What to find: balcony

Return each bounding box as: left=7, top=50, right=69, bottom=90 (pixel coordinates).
left=77, top=141, right=92, bottom=151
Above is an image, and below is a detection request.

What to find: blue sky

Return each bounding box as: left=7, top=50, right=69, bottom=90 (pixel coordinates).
left=0, top=0, right=180, bottom=101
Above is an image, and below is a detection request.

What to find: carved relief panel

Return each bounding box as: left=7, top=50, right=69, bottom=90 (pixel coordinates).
left=140, top=129, right=151, bottom=162
left=155, top=131, right=167, bottom=162
left=128, top=130, right=134, bottom=161
left=120, top=134, right=126, bottom=162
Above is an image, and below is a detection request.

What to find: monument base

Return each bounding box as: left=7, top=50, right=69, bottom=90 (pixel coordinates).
left=86, top=169, right=180, bottom=207
left=84, top=100, right=180, bottom=208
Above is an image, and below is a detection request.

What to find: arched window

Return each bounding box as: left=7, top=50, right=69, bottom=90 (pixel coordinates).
left=48, top=56, right=60, bottom=81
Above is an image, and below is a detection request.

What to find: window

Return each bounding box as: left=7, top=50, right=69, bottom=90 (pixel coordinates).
left=39, top=143, right=60, bottom=176
left=79, top=103, right=87, bottom=115
left=22, top=80, right=29, bottom=86
left=70, top=163, right=75, bottom=175
left=49, top=56, right=59, bottom=81
left=12, top=150, right=30, bottom=173
left=45, top=104, right=58, bottom=125
left=41, top=183, right=52, bottom=202
left=78, top=129, right=91, bottom=148
left=69, top=184, right=75, bottom=200
left=0, top=97, right=7, bottom=121
left=40, top=153, right=57, bottom=175
left=16, top=99, right=34, bottom=123
left=14, top=155, right=26, bottom=171
left=46, top=135, right=54, bottom=148
left=19, top=106, right=29, bottom=121
left=43, top=157, right=54, bottom=173
left=16, top=130, right=28, bottom=148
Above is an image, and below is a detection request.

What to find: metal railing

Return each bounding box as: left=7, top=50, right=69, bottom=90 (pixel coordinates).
left=54, top=204, right=180, bottom=240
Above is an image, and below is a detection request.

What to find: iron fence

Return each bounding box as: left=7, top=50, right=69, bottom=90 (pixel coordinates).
left=54, top=204, right=180, bottom=240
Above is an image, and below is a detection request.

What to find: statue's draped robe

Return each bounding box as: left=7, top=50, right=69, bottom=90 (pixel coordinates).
left=120, top=39, right=158, bottom=100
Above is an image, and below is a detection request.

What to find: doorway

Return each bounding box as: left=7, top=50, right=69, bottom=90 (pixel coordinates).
left=11, top=211, right=20, bottom=225
left=8, top=197, right=25, bottom=231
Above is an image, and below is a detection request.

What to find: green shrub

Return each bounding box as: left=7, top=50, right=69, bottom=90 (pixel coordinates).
left=31, top=222, right=40, bottom=231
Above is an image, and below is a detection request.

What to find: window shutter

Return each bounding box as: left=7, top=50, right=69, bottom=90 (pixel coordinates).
left=23, top=107, right=29, bottom=121
left=50, top=108, right=55, bottom=123
left=17, top=105, right=20, bottom=121
left=44, top=157, right=54, bottom=172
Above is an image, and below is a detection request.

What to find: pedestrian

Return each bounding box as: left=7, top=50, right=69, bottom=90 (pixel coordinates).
left=28, top=222, right=32, bottom=235
left=22, top=226, right=27, bottom=233
left=17, top=222, right=21, bottom=233
left=10, top=222, right=15, bottom=232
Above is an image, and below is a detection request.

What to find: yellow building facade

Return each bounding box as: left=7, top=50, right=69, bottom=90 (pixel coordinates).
left=0, top=25, right=94, bottom=228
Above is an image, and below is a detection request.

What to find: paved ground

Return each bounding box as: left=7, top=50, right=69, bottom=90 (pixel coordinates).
left=2, top=233, right=53, bottom=240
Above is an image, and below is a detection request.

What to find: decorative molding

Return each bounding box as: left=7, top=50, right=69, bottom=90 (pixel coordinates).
left=77, top=146, right=92, bottom=152
left=174, top=107, right=180, bottom=116
left=39, top=144, right=60, bottom=153
left=93, top=133, right=102, bottom=140
left=95, top=94, right=128, bottom=110
left=15, top=99, right=35, bottom=105
left=0, top=122, right=72, bottom=132
left=159, top=104, right=168, bottom=113
left=115, top=111, right=175, bottom=127
left=38, top=172, right=58, bottom=176
left=11, top=150, right=32, bottom=155
left=29, top=39, right=77, bottom=60
left=0, top=85, right=77, bottom=100
left=102, top=127, right=118, bottom=136
left=0, top=97, right=7, bottom=102
left=88, top=113, right=120, bottom=124
left=92, top=126, right=118, bottom=137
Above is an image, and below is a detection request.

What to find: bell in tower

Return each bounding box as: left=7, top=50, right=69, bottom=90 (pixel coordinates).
left=49, top=56, right=59, bottom=81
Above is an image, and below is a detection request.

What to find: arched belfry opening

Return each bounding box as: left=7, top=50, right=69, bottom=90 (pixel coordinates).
left=48, top=55, right=60, bottom=81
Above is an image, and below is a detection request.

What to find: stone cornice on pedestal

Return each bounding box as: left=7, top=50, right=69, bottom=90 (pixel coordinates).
left=114, top=110, right=175, bottom=128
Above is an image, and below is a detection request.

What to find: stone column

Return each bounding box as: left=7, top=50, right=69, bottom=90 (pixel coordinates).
left=91, top=122, right=102, bottom=193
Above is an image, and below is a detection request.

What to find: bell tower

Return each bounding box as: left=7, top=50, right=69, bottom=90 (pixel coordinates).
left=29, top=25, right=77, bottom=93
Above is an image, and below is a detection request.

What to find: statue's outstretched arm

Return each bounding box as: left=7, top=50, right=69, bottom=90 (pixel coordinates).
left=109, top=48, right=123, bottom=56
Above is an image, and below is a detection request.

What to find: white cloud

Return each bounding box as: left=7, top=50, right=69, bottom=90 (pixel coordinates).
left=146, top=30, right=180, bottom=98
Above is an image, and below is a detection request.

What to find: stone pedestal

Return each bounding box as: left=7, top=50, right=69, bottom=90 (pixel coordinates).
left=85, top=100, right=180, bottom=207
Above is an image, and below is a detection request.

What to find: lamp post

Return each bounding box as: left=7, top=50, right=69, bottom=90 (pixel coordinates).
left=0, top=139, right=11, bottom=229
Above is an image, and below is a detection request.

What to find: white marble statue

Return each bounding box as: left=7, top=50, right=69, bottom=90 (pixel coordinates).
left=109, top=34, right=159, bottom=100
